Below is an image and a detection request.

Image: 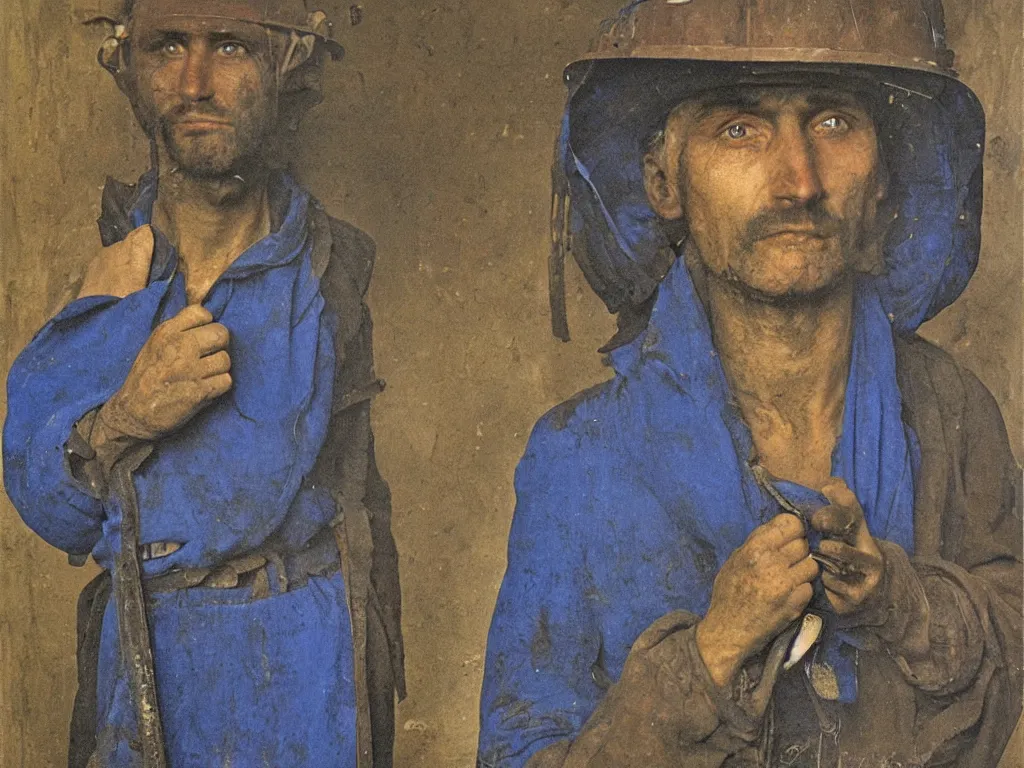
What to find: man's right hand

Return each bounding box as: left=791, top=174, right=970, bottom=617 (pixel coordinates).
left=98, top=305, right=233, bottom=442
left=695, top=514, right=818, bottom=687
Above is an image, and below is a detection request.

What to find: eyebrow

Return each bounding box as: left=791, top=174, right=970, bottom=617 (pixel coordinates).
left=691, top=90, right=870, bottom=123
left=143, top=28, right=265, bottom=45
left=805, top=92, right=870, bottom=113
left=691, top=93, right=766, bottom=122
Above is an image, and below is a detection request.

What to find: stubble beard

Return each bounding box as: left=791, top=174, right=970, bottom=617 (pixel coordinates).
left=156, top=87, right=274, bottom=181
left=160, top=114, right=269, bottom=180
left=692, top=200, right=887, bottom=307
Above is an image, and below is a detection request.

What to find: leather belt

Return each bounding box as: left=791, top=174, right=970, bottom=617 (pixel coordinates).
left=144, top=529, right=341, bottom=600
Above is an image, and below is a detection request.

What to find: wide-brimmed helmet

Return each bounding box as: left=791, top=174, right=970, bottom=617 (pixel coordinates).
left=551, top=0, right=985, bottom=347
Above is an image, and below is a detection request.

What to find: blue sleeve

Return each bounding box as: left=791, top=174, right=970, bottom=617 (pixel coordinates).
left=3, top=293, right=156, bottom=555
left=477, top=421, right=604, bottom=768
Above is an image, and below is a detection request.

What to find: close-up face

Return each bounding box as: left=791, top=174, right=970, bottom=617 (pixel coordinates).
left=126, top=16, right=277, bottom=179
left=645, top=85, right=888, bottom=301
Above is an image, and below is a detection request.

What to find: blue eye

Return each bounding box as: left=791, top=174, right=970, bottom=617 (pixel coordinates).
left=818, top=115, right=849, bottom=132
left=726, top=123, right=748, bottom=139
left=219, top=42, right=246, bottom=57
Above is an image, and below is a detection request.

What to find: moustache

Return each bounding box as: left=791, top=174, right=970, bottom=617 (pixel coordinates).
left=741, top=205, right=844, bottom=249
left=163, top=102, right=231, bottom=125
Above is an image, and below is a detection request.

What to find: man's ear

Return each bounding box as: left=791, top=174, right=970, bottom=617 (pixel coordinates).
left=874, top=139, right=891, bottom=202
left=875, top=162, right=889, bottom=203
left=643, top=151, right=684, bottom=220
left=280, top=31, right=317, bottom=77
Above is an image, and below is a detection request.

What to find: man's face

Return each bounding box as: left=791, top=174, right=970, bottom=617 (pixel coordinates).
left=127, top=16, right=276, bottom=179
left=645, top=85, right=887, bottom=301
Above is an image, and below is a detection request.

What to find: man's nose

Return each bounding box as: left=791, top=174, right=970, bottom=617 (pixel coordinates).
left=179, top=48, right=214, bottom=102
left=769, top=121, right=824, bottom=205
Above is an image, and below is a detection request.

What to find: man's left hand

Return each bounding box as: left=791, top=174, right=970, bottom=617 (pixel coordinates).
left=810, top=479, right=885, bottom=616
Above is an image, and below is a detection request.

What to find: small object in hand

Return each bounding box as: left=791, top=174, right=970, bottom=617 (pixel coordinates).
left=784, top=612, right=823, bottom=670
left=811, top=551, right=867, bottom=582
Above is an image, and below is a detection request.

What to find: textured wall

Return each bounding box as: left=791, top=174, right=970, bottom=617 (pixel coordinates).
left=0, top=1, right=1019, bottom=766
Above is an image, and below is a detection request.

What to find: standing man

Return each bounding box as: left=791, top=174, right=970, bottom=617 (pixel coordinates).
left=4, top=1, right=404, bottom=765
left=479, top=0, right=1021, bottom=766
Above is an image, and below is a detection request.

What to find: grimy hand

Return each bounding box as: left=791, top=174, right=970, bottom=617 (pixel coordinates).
left=78, top=225, right=154, bottom=300
left=810, top=479, right=884, bottom=616
left=695, top=514, right=818, bottom=687
left=98, top=305, right=232, bottom=441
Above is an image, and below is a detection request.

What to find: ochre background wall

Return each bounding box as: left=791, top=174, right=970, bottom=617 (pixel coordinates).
left=1, top=1, right=1020, bottom=766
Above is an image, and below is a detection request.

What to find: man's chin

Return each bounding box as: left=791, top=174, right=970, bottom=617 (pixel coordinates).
left=167, top=148, right=261, bottom=181
left=728, top=272, right=853, bottom=307
left=163, top=132, right=265, bottom=180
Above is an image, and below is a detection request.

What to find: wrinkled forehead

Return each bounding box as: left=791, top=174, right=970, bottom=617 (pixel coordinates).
left=668, top=80, right=881, bottom=125
left=131, top=15, right=269, bottom=46
left=128, top=0, right=274, bottom=50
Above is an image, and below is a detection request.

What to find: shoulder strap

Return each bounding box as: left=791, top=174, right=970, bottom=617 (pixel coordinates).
left=109, top=443, right=168, bottom=768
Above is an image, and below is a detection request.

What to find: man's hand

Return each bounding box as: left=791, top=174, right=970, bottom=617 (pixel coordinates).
left=98, top=305, right=232, bottom=442
left=810, top=479, right=884, bottom=616
left=695, top=514, right=818, bottom=687
left=78, top=225, right=154, bottom=300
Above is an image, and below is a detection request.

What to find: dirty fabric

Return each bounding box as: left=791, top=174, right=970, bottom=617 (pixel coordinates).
left=4, top=172, right=360, bottom=766
left=478, top=259, right=937, bottom=767
left=478, top=322, right=1022, bottom=767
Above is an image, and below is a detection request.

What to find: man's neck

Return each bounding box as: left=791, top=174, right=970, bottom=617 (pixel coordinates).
left=695, top=261, right=855, bottom=488
left=152, top=157, right=271, bottom=304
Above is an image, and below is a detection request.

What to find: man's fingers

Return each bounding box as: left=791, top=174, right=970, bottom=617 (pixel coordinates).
left=200, top=351, right=231, bottom=378
left=777, top=537, right=810, bottom=566
left=790, top=555, right=819, bottom=584
left=823, top=586, right=855, bottom=615
left=190, top=323, right=231, bottom=356
left=758, top=513, right=806, bottom=545
left=786, top=582, right=814, bottom=616
left=821, top=478, right=858, bottom=508
left=166, top=304, right=215, bottom=332
left=816, top=539, right=878, bottom=581
left=822, top=573, right=859, bottom=600
left=202, top=372, right=233, bottom=398
left=810, top=504, right=860, bottom=542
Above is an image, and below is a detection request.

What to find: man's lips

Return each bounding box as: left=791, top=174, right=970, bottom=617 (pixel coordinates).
left=174, top=117, right=232, bottom=131
left=759, top=229, right=833, bottom=242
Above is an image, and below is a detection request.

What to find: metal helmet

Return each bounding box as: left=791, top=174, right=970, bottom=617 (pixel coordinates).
left=573, top=0, right=955, bottom=77
left=551, top=0, right=985, bottom=348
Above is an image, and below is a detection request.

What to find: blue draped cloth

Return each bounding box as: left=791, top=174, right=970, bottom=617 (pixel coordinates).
left=3, top=173, right=358, bottom=765
left=478, top=255, right=919, bottom=765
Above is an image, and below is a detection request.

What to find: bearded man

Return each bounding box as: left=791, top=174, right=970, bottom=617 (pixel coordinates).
left=3, top=1, right=403, bottom=765
left=478, top=1, right=1022, bottom=766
